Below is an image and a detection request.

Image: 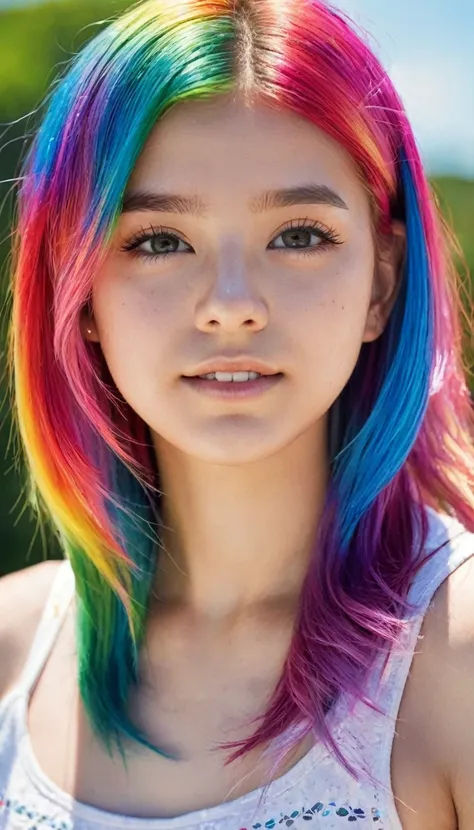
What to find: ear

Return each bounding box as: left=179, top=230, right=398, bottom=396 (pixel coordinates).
left=80, top=304, right=100, bottom=343
left=362, top=219, right=406, bottom=343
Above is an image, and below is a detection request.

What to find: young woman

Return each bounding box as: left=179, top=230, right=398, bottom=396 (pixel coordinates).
left=0, top=0, right=473, bottom=828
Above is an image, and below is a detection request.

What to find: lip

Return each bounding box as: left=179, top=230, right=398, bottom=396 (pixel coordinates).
left=183, top=356, right=281, bottom=378
left=181, top=373, right=284, bottom=399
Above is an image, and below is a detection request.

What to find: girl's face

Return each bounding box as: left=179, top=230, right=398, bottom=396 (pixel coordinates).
left=84, top=94, right=403, bottom=464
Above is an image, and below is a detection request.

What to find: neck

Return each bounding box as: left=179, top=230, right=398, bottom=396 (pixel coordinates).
left=150, top=419, right=329, bottom=619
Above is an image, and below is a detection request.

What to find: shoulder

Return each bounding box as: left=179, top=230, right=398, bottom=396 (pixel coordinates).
left=0, top=560, right=63, bottom=700
left=404, top=550, right=474, bottom=827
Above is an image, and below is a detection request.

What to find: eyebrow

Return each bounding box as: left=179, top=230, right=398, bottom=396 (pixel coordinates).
left=121, top=184, right=349, bottom=215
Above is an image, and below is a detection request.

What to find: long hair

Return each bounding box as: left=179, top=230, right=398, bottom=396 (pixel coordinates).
left=7, top=0, right=474, bottom=775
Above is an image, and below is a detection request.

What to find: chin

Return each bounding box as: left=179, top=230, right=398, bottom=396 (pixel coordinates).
left=162, top=418, right=289, bottom=465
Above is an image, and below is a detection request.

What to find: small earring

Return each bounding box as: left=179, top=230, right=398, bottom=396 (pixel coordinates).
left=86, top=328, right=92, bottom=335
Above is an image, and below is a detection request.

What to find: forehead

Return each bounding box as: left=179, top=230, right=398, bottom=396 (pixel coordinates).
left=126, top=93, right=368, bottom=214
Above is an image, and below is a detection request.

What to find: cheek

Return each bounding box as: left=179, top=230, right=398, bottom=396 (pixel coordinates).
left=90, top=265, right=183, bottom=389
left=283, top=243, right=373, bottom=343
left=283, top=245, right=374, bottom=397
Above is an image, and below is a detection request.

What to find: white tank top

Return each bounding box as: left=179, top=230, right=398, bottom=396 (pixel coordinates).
left=0, top=505, right=473, bottom=830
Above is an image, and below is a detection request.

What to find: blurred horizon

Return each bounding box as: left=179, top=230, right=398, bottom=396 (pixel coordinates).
left=334, top=0, right=474, bottom=179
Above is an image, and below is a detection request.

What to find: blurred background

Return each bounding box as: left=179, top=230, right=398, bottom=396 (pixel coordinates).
left=0, top=0, right=472, bottom=575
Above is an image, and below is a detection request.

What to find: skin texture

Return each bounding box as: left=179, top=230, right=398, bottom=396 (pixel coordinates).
left=83, top=92, right=405, bottom=615
left=5, top=92, right=474, bottom=826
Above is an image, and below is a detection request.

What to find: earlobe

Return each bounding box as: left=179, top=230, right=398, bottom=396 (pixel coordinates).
left=80, top=309, right=100, bottom=343
left=362, top=308, right=384, bottom=343
left=362, top=219, right=406, bottom=343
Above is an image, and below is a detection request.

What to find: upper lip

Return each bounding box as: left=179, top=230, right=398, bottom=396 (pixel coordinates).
left=183, top=356, right=281, bottom=377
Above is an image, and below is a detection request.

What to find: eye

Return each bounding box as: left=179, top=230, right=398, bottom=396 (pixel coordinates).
left=268, top=218, right=342, bottom=256
left=120, top=225, right=194, bottom=262
left=120, top=218, right=343, bottom=264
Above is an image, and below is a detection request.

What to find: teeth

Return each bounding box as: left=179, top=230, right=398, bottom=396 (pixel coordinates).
left=198, top=371, right=263, bottom=381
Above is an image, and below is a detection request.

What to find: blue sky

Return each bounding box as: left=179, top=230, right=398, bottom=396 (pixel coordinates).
left=333, top=0, right=474, bottom=177
left=1, top=0, right=473, bottom=177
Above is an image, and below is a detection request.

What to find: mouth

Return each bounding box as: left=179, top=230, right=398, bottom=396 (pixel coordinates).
left=189, top=369, right=280, bottom=382
left=180, top=370, right=284, bottom=399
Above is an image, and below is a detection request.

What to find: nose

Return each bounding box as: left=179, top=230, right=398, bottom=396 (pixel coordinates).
left=194, top=247, right=269, bottom=334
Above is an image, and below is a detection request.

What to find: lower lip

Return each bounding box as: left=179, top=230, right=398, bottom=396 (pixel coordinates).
left=181, top=374, right=284, bottom=399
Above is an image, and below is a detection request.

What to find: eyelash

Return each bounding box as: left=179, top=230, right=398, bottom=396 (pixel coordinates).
left=120, top=218, right=343, bottom=264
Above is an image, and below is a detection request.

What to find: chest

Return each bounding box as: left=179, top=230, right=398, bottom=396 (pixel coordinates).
left=27, top=607, right=315, bottom=817
left=26, top=611, right=452, bottom=828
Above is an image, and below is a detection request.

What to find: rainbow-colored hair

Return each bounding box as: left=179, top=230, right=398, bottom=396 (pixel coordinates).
left=7, top=0, right=474, bottom=778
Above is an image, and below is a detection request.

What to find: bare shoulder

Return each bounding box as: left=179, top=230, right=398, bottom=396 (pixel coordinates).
left=424, top=551, right=474, bottom=738
left=0, top=560, right=63, bottom=700
left=392, top=552, right=474, bottom=830
left=424, top=553, right=474, bottom=829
